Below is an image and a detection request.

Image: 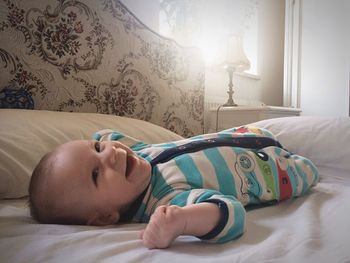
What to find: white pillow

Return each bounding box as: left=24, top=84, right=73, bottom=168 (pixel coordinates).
left=0, top=109, right=183, bottom=199
left=251, top=116, right=350, bottom=180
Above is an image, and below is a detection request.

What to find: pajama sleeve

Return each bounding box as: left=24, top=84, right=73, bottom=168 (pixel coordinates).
left=169, top=189, right=246, bottom=244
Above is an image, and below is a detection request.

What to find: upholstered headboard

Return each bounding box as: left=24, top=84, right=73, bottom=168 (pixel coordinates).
left=0, top=0, right=204, bottom=137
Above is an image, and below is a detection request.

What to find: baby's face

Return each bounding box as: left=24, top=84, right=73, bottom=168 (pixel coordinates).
left=50, top=140, right=151, bottom=224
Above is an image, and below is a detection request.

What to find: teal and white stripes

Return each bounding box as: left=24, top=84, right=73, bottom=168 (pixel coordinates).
left=94, top=126, right=319, bottom=244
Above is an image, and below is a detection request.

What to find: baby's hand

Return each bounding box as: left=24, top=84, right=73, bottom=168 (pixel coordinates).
left=139, top=205, right=186, bottom=249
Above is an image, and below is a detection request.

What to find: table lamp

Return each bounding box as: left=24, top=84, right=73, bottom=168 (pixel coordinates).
left=222, top=35, right=250, bottom=106
left=215, top=35, right=250, bottom=131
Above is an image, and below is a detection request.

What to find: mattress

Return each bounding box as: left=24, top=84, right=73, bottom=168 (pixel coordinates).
left=1, top=180, right=350, bottom=262
left=1, top=110, right=350, bottom=262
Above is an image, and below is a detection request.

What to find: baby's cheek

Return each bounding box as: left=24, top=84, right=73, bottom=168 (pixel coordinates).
left=144, top=159, right=151, bottom=174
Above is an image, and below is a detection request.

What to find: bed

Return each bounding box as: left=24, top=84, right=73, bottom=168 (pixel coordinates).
left=1, top=0, right=350, bottom=262
left=1, top=111, right=350, bottom=262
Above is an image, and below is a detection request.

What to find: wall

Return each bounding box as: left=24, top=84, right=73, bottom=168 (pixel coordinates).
left=299, top=0, right=349, bottom=116
left=258, top=0, right=285, bottom=106
left=119, top=0, right=159, bottom=32
left=204, top=0, right=285, bottom=107
left=120, top=0, right=285, bottom=108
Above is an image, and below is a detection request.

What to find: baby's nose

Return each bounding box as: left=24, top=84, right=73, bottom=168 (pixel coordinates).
left=112, top=145, right=127, bottom=156
left=103, top=145, right=126, bottom=166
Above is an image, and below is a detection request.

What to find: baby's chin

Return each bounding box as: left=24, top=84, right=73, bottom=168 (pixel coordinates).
left=139, top=159, right=152, bottom=183
left=127, top=157, right=151, bottom=187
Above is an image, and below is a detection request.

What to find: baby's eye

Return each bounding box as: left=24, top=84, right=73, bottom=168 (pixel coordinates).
left=94, top=141, right=101, bottom=152
left=92, top=168, right=99, bottom=187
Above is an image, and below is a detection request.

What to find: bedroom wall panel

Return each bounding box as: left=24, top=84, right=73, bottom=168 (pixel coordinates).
left=300, top=0, right=349, bottom=117
left=0, top=0, right=205, bottom=137
left=286, top=0, right=350, bottom=117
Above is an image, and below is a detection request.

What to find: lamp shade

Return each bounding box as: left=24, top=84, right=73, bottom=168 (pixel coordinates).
left=224, top=35, right=250, bottom=72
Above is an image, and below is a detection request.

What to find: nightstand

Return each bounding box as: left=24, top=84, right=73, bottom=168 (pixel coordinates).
left=208, top=106, right=301, bottom=132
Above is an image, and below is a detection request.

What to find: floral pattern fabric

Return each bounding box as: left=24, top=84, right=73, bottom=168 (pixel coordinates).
left=0, top=0, right=205, bottom=137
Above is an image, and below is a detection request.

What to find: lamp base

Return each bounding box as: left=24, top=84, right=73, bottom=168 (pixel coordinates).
left=222, top=100, right=238, bottom=107
left=224, top=65, right=238, bottom=107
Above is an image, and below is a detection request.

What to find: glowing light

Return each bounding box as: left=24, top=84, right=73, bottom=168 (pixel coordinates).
left=193, top=36, right=222, bottom=65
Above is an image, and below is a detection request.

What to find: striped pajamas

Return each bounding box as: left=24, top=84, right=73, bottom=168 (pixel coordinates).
left=94, top=126, right=319, bottom=244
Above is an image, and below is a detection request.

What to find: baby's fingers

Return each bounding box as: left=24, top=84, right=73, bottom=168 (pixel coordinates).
left=142, top=228, right=159, bottom=249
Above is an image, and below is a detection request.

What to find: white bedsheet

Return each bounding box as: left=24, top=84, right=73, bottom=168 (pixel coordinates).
left=1, top=178, right=350, bottom=263
left=1, top=115, right=350, bottom=262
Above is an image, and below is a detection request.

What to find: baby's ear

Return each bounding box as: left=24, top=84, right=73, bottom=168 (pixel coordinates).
left=87, top=211, right=120, bottom=226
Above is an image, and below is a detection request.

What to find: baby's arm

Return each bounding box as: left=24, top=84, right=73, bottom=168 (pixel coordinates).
left=139, top=203, right=221, bottom=249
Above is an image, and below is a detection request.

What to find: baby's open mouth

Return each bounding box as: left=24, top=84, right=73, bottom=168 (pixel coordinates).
left=125, top=154, right=136, bottom=178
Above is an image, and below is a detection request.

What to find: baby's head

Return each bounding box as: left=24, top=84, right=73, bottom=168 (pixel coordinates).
left=29, top=140, right=151, bottom=226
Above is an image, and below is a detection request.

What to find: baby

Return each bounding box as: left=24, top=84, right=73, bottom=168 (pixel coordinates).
left=29, top=126, right=319, bottom=249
